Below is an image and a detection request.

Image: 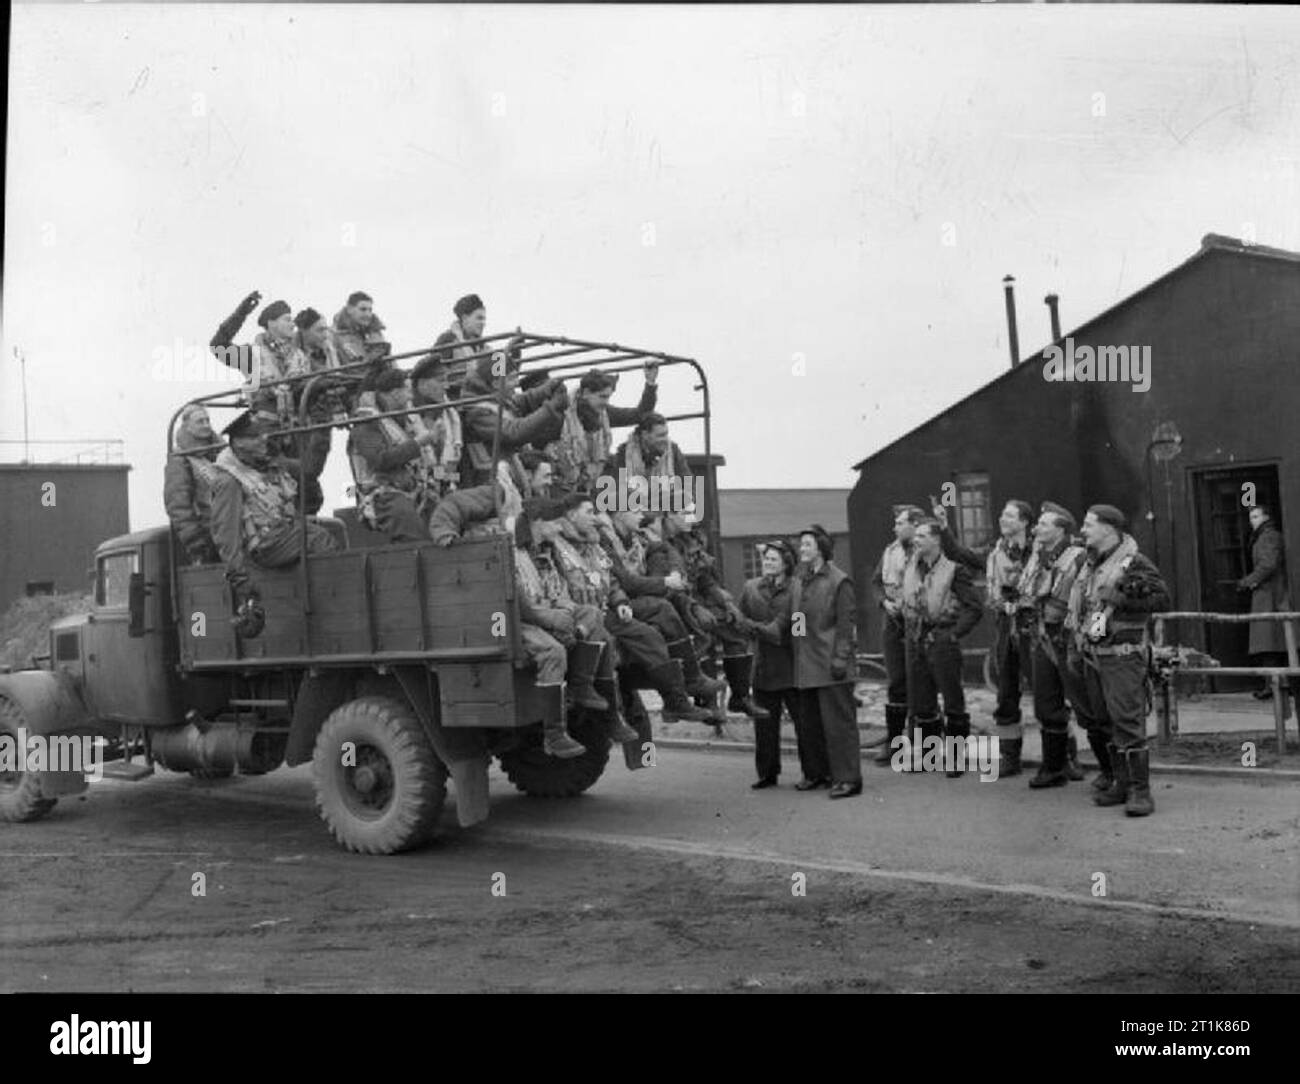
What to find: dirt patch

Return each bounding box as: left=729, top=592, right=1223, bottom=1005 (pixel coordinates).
left=3, top=837, right=1295, bottom=993
left=1149, top=731, right=1298, bottom=768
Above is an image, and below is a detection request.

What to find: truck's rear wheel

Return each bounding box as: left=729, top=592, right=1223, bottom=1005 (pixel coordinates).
left=499, top=712, right=611, bottom=798
left=238, top=730, right=288, bottom=775
left=312, top=696, right=446, bottom=854
left=0, top=697, right=57, bottom=823
left=189, top=766, right=234, bottom=780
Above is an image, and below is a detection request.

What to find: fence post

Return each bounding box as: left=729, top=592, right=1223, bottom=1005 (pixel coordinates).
left=1272, top=673, right=1287, bottom=754
left=1153, top=616, right=1170, bottom=742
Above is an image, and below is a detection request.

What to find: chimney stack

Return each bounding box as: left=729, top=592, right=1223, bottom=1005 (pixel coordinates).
left=1003, top=275, right=1020, bottom=369
left=1045, top=293, right=1062, bottom=343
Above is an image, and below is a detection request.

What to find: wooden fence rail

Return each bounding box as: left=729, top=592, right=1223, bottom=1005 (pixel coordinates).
left=1153, top=611, right=1299, bottom=752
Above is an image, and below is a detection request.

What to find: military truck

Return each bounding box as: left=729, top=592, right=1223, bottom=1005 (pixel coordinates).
left=0, top=332, right=719, bottom=854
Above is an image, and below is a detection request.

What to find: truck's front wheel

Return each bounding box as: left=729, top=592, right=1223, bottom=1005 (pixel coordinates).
left=312, top=697, right=446, bottom=855
left=0, top=697, right=57, bottom=823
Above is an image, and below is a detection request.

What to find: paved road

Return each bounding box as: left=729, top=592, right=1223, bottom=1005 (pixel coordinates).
left=1, top=748, right=1295, bottom=992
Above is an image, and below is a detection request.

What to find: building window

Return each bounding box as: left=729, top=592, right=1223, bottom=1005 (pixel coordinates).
left=95, top=551, right=139, bottom=609
left=954, top=472, right=994, bottom=550
left=741, top=539, right=766, bottom=580
left=25, top=581, right=55, bottom=597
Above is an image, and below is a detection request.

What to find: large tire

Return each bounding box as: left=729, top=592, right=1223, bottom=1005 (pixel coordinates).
left=189, top=766, right=235, bottom=780
left=238, top=730, right=288, bottom=776
left=499, top=711, right=611, bottom=798
left=0, top=697, right=57, bottom=823
left=311, top=696, right=446, bottom=855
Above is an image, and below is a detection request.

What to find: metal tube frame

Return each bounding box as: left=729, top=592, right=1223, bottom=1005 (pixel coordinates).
left=164, top=329, right=714, bottom=658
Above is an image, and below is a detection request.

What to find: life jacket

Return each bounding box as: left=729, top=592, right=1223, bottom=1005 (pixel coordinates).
left=408, top=404, right=463, bottom=497
left=514, top=547, right=547, bottom=607
left=212, top=448, right=297, bottom=552
left=332, top=308, right=390, bottom=364
left=1066, top=535, right=1147, bottom=648
left=457, top=354, right=531, bottom=484
left=348, top=412, right=420, bottom=495
left=879, top=539, right=911, bottom=603
left=439, top=320, right=479, bottom=364
left=986, top=535, right=1031, bottom=611
left=901, top=553, right=959, bottom=629
left=553, top=395, right=612, bottom=492
left=621, top=435, right=696, bottom=517
left=1021, top=541, right=1087, bottom=626
left=248, top=332, right=302, bottom=420
left=497, top=461, right=524, bottom=524
left=600, top=521, right=648, bottom=575
left=346, top=411, right=421, bottom=530
left=622, top=530, right=649, bottom=575
left=290, top=329, right=351, bottom=419
left=542, top=524, right=611, bottom=608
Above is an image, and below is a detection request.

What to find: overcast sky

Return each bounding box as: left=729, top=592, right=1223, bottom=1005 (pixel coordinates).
left=4, top=3, right=1298, bottom=530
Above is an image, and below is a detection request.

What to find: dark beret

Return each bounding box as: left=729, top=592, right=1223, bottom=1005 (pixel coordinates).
left=257, top=300, right=291, bottom=328
left=410, top=354, right=447, bottom=384
left=1087, top=504, right=1127, bottom=532
left=222, top=410, right=270, bottom=438
left=363, top=367, right=408, bottom=394
left=1040, top=501, right=1077, bottom=533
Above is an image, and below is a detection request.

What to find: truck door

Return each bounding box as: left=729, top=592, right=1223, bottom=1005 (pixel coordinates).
left=83, top=544, right=181, bottom=724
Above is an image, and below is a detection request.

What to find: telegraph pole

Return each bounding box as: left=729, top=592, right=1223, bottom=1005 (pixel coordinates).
left=15, top=347, right=31, bottom=463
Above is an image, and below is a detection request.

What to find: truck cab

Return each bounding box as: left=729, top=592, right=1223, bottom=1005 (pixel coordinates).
left=49, top=528, right=182, bottom=727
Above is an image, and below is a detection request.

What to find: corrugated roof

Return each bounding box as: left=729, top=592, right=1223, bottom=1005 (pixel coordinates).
left=717, top=489, right=849, bottom=537
left=851, top=234, right=1300, bottom=471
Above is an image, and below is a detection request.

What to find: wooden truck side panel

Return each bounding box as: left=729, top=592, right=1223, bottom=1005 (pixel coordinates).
left=176, top=536, right=532, bottom=729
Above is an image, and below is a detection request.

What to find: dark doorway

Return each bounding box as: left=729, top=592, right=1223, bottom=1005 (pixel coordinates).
left=1193, top=464, right=1283, bottom=690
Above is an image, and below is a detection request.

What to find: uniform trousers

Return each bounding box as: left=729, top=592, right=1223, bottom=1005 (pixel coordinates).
left=1077, top=647, right=1149, bottom=751
left=881, top=612, right=908, bottom=707
left=796, top=683, right=859, bottom=785
left=905, top=634, right=966, bottom=723
left=371, top=489, right=428, bottom=543
left=753, top=687, right=820, bottom=782
left=1031, top=625, right=1097, bottom=736
left=993, top=610, right=1034, bottom=730
left=249, top=519, right=337, bottom=568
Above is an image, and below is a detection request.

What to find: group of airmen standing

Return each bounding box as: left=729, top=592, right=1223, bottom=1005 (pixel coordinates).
left=869, top=497, right=1170, bottom=817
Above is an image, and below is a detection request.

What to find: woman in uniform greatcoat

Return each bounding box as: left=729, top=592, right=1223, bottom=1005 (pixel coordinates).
left=737, top=540, right=824, bottom=789
left=1238, top=505, right=1297, bottom=705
